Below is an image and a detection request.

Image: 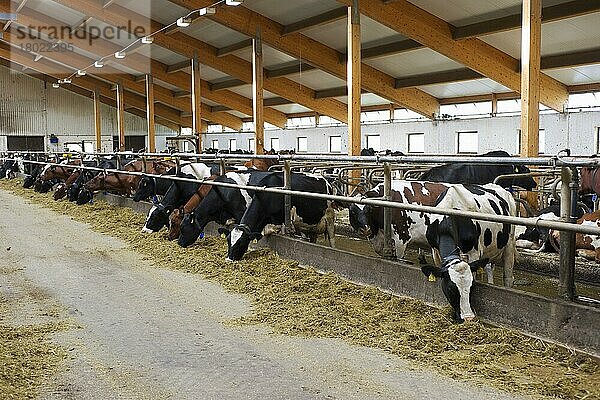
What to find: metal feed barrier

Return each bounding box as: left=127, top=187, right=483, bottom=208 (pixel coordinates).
left=2, top=150, right=600, bottom=303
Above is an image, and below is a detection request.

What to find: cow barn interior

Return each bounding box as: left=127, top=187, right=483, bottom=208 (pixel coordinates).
left=1, top=0, right=600, bottom=399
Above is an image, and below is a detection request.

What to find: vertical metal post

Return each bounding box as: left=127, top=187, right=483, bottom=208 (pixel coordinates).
left=116, top=154, right=122, bottom=170
left=284, top=160, right=292, bottom=234
left=559, top=166, right=576, bottom=300
left=382, top=162, right=394, bottom=259
left=219, top=159, right=226, bottom=176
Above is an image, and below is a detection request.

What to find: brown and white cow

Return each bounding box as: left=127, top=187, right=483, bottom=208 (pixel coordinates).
left=550, top=210, right=600, bottom=262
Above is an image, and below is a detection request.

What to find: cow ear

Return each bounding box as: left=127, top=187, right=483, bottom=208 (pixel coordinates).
left=421, top=264, right=442, bottom=280
left=250, top=232, right=263, bottom=242
left=469, top=259, right=488, bottom=272
left=218, top=227, right=230, bottom=238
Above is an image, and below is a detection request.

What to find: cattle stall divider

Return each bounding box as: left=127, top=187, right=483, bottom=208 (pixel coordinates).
left=3, top=151, right=600, bottom=303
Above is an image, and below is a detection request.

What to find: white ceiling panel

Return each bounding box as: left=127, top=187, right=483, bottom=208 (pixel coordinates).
left=244, top=0, right=341, bottom=25
left=303, top=16, right=399, bottom=52
left=116, top=0, right=188, bottom=25
left=135, top=45, right=188, bottom=65
left=226, top=85, right=274, bottom=99
left=23, top=0, right=85, bottom=26
left=481, top=13, right=600, bottom=59
left=184, top=19, right=248, bottom=48
left=232, top=45, right=297, bottom=68
left=272, top=104, right=312, bottom=114
left=407, top=0, right=570, bottom=26
left=365, top=48, right=464, bottom=77
left=419, top=78, right=511, bottom=98
left=285, top=69, right=345, bottom=90
left=546, top=65, right=600, bottom=86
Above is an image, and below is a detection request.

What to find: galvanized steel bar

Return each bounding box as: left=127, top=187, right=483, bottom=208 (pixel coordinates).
left=559, top=166, right=577, bottom=300
left=382, top=162, right=394, bottom=259
left=4, top=157, right=600, bottom=237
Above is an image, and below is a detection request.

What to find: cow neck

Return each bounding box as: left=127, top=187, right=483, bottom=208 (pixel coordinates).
left=239, top=197, right=266, bottom=234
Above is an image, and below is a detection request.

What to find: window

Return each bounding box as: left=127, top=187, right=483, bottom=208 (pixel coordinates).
left=539, top=129, right=546, bottom=154
left=318, top=116, right=343, bottom=126
left=242, top=122, right=255, bottom=132
left=287, top=116, right=315, bottom=128
left=329, top=136, right=342, bottom=153
left=6, top=136, right=44, bottom=151
left=112, top=135, right=146, bottom=152
left=229, top=139, right=237, bottom=151
left=457, top=131, right=478, bottom=154
left=270, top=137, right=280, bottom=151
left=366, top=135, right=381, bottom=151
left=211, top=139, right=219, bottom=149
left=248, top=138, right=255, bottom=152
left=517, top=129, right=546, bottom=154
left=207, top=124, right=223, bottom=133
left=407, top=133, right=425, bottom=153
left=297, top=137, right=308, bottom=153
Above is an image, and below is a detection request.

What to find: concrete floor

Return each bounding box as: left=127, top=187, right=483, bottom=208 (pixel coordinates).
left=0, top=189, right=526, bottom=400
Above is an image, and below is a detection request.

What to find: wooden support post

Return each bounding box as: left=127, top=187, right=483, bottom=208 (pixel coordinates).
left=93, top=87, right=102, bottom=152
left=115, top=80, right=125, bottom=152
left=145, top=74, right=156, bottom=153
left=491, top=93, right=498, bottom=116
left=520, top=0, right=542, bottom=207
left=253, top=28, right=265, bottom=155
left=347, top=0, right=361, bottom=158
left=191, top=50, right=202, bottom=150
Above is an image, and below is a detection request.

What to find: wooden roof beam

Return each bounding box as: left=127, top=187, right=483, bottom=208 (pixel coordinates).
left=339, top=0, right=568, bottom=112
left=48, top=0, right=348, bottom=123
left=281, top=7, right=347, bottom=35
left=0, top=27, right=243, bottom=129
left=5, top=2, right=287, bottom=128
left=167, top=0, right=440, bottom=118
left=454, top=0, right=600, bottom=39
left=216, top=38, right=253, bottom=57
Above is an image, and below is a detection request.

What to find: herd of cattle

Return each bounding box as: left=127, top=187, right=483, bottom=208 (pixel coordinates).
left=1, top=150, right=600, bottom=322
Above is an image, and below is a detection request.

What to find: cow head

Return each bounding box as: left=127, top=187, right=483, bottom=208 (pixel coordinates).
left=177, top=211, right=203, bottom=247
left=53, top=184, right=67, bottom=201
left=168, top=208, right=184, bottom=241
left=77, top=188, right=93, bottom=205
left=348, top=203, right=373, bottom=238
left=512, top=165, right=536, bottom=190
left=23, top=175, right=35, bottom=189
left=421, top=256, right=481, bottom=323
left=67, top=182, right=81, bottom=202
left=141, top=205, right=169, bottom=233
left=218, top=225, right=262, bottom=262
left=84, top=174, right=105, bottom=192
left=133, top=176, right=155, bottom=202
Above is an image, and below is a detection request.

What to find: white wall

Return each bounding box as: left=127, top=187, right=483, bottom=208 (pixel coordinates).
left=203, top=110, right=600, bottom=156
left=0, top=65, right=177, bottom=152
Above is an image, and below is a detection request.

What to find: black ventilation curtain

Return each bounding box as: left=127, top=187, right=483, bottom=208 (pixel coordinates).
left=112, top=135, right=146, bottom=152
left=6, top=136, right=44, bottom=151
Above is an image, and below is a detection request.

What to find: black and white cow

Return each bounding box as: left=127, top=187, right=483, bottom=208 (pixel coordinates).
left=140, top=163, right=215, bottom=233
left=177, top=171, right=269, bottom=247
left=420, top=150, right=536, bottom=190
left=349, top=181, right=517, bottom=322
left=516, top=202, right=588, bottom=251
left=217, top=172, right=331, bottom=261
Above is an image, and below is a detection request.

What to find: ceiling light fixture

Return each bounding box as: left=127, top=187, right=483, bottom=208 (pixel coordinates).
left=76, top=69, right=86, bottom=76
left=52, top=83, right=60, bottom=88
left=176, top=17, right=192, bottom=27
left=199, top=7, right=216, bottom=15
left=114, top=51, right=126, bottom=59
left=94, top=60, right=104, bottom=68
left=141, top=36, right=154, bottom=44
left=225, top=0, right=243, bottom=5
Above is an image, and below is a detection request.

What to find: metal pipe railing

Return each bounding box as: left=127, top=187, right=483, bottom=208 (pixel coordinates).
left=3, top=157, right=599, bottom=237
left=3, top=150, right=600, bottom=167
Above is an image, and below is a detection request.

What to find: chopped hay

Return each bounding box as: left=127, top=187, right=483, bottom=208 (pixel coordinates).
left=0, top=300, right=69, bottom=399
left=1, top=178, right=599, bottom=399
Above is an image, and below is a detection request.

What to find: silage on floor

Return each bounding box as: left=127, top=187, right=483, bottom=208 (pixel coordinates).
left=1, top=178, right=598, bottom=400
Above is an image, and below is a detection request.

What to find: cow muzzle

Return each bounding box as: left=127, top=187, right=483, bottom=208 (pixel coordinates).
left=360, top=226, right=372, bottom=237
left=141, top=226, right=154, bottom=234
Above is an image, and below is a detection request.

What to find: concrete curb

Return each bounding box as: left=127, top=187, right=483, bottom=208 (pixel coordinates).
left=96, top=193, right=600, bottom=356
